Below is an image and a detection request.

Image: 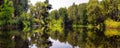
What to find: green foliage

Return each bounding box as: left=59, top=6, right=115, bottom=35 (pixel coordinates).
left=13, top=0, right=28, bottom=16
left=20, top=12, right=31, bottom=30
left=49, top=10, right=63, bottom=32
left=105, top=18, right=120, bottom=28
left=102, top=0, right=119, bottom=21
left=67, top=3, right=78, bottom=21
left=104, top=29, right=120, bottom=38
left=29, top=1, right=51, bottom=26
left=0, top=0, right=14, bottom=26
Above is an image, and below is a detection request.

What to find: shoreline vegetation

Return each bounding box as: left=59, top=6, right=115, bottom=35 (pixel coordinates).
left=0, top=0, right=120, bottom=29
left=0, top=0, right=120, bottom=37
left=0, top=0, right=120, bottom=48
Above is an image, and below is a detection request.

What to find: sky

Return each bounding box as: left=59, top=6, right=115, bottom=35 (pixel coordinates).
left=30, top=0, right=89, bottom=10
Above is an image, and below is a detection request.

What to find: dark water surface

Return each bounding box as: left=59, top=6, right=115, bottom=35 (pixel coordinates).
left=0, top=26, right=120, bottom=48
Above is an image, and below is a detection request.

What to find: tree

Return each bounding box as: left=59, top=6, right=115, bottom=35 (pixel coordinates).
left=30, top=0, right=51, bottom=26
left=0, top=0, right=14, bottom=27
left=86, top=0, right=99, bottom=25
left=58, top=8, right=68, bottom=24
left=67, top=3, right=78, bottom=25
left=50, top=10, right=59, bottom=20
left=12, top=0, right=28, bottom=17
left=102, top=0, right=119, bottom=21
left=77, top=3, right=87, bottom=25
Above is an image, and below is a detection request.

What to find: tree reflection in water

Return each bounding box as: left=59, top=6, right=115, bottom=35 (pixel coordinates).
left=0, top=26, right=120, bottom=48
left=48, top=26, right=120, bottom=48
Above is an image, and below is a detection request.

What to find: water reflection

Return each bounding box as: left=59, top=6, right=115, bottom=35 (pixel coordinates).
left=49, top=37, right=76, bottom=48
left=0, top=26, right=120, bottom=48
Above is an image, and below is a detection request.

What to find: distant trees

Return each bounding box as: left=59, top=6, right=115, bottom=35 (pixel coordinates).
left=0, top=0, right=120, bottom=29
left=0, top=0, right=120, bottom=48
left=49, top=3, right=88, bottom=28
left=30, top=0, right=51, bottom=26
left=86, top=0, right=105, bottom=26
left=49, top=0, right=120, bottom=28
left=77, top=3, right=87, bottom=25
left=50, top=10, right=59, bottom=20
left=102, top=0, right=118, bottom=21
left=58, top=8, right=69, bottom=27
left=67, top=3, right=78, bottom=23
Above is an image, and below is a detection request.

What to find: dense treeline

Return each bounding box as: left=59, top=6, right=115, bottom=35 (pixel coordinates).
left=0, top=0, right=120, bottom=48
left=49, top=0, right=120, bottom=29
left=0, top=0, right=120, bottom=29
left=0, top=0, right=29, bottom=29
left=0, top=0, right=51, bottom=30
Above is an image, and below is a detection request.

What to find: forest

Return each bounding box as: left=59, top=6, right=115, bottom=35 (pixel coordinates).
left=0, top=0, right=120, bottom=48
left=0, top=0, right=120, bottom=29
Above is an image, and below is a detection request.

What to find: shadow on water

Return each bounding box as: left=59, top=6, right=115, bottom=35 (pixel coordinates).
left=0, top=25, right=120, bottom=48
